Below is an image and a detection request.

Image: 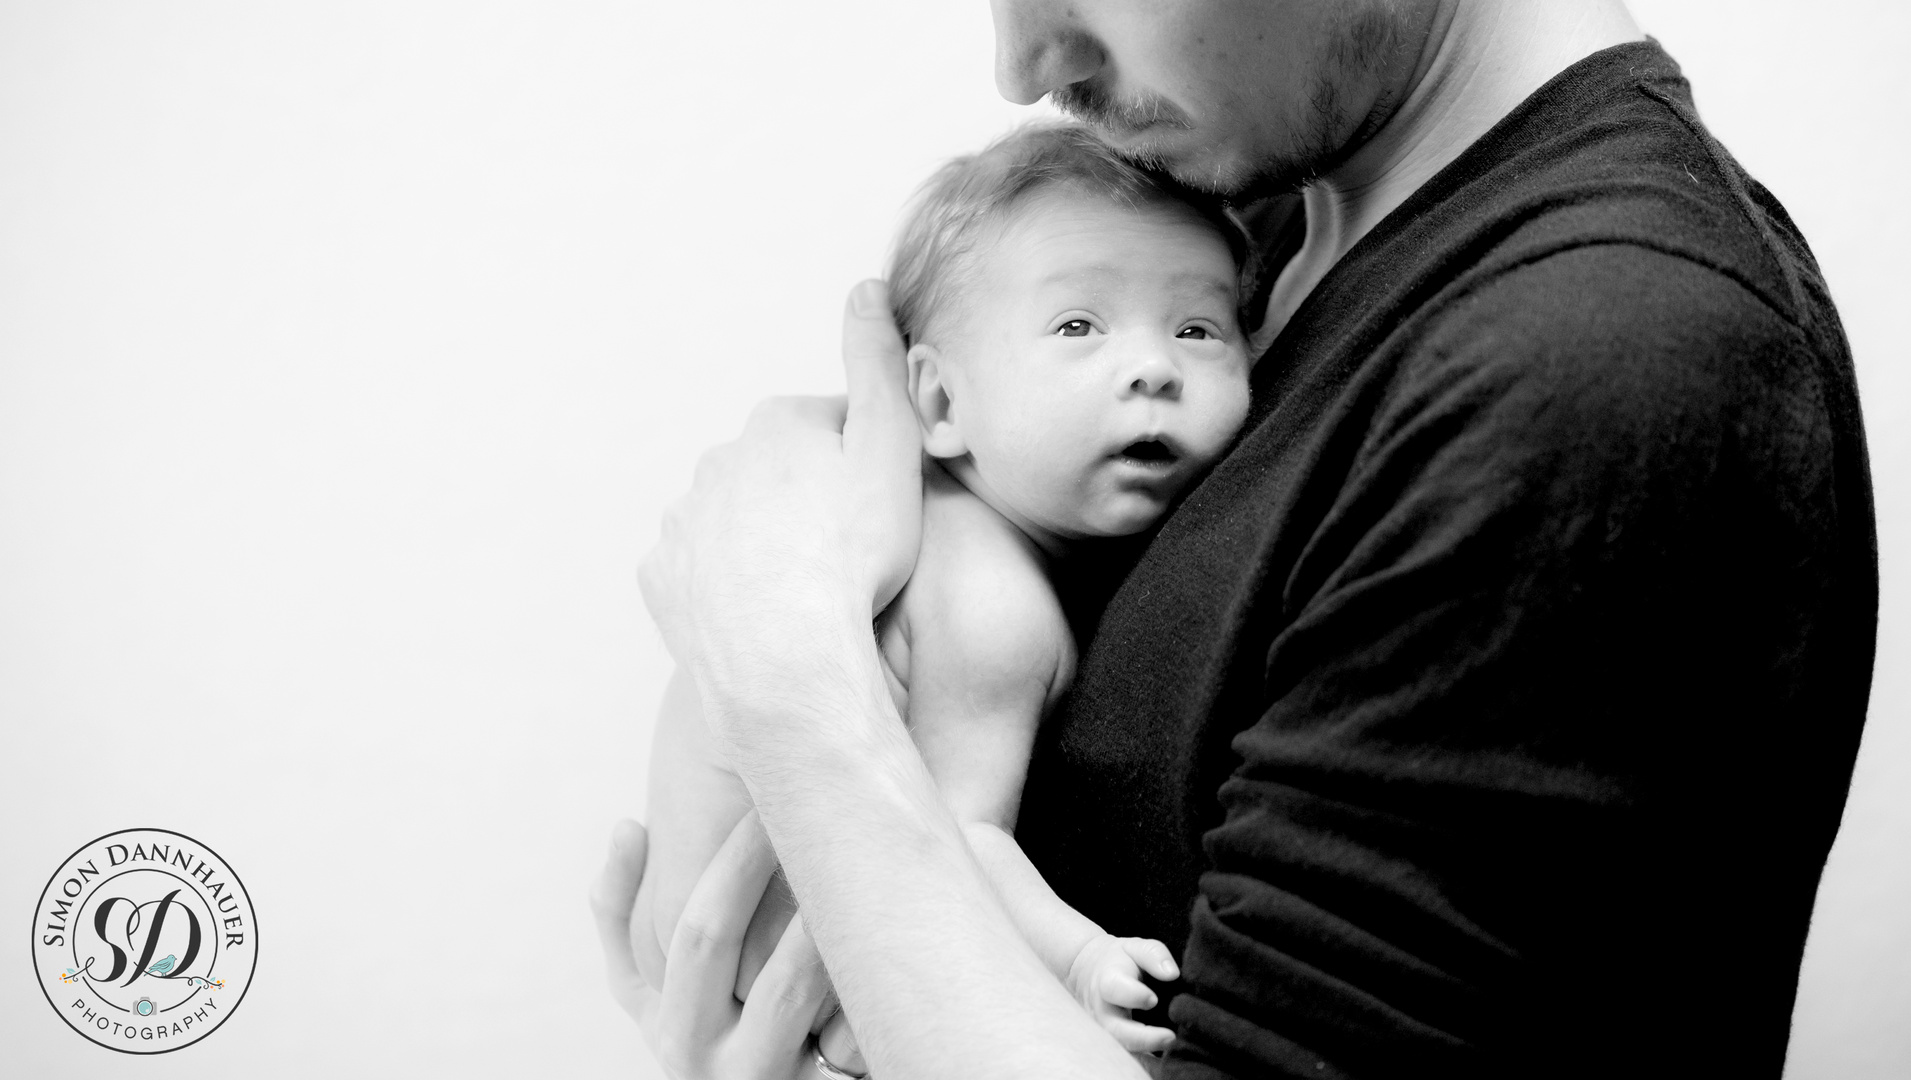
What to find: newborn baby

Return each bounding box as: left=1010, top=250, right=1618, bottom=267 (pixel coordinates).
left=635, top=122, right=1252, bottom=1064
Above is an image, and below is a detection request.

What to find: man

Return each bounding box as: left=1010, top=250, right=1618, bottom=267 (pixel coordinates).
left=592, top=1, right=1876, bottom=1076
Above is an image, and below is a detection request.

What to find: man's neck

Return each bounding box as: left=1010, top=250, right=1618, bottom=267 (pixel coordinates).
left=1260, top=0, right=1643, bottom=337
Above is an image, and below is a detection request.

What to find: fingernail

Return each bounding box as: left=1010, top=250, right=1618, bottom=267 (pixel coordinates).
left=850, top=279, right=888, bottom=317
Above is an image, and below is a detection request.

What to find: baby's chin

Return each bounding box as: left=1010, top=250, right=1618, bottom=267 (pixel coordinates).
left=1054, top=490, right=1177, bottom=540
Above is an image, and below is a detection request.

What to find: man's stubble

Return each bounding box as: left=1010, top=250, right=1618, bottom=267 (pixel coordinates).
left=1054, top=0, right=1415, bottom=204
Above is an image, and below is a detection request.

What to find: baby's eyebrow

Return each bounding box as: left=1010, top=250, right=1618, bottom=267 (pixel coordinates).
left=1163, top=271, right=1239, bottom=301
left=1037, top=264, right=1126, bottom=287
left=1037, top=266, right=1237, bottom=301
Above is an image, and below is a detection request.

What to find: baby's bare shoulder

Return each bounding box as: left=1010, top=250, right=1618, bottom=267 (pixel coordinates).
left=899, top=471, right=1074, bottom=702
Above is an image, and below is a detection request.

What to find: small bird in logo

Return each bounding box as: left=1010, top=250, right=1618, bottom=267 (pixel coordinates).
left=147, top=955, right=178, bottom=976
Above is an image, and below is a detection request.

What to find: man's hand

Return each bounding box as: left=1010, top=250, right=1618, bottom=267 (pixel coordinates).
left=591, top=815, right=843, bottom=1080
left=637, top=280, right=922, bottom=757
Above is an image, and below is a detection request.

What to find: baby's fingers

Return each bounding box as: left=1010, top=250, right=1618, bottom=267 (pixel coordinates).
left=1099, top=968, right=1159, bottom=1012
left=1118, top=937, right=1180, bottom=981
left=1105, top=1016, right=1176, bottom=1055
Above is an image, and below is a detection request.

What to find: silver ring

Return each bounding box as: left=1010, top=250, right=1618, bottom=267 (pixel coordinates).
left=813, top=1041, right=866, bottom=1080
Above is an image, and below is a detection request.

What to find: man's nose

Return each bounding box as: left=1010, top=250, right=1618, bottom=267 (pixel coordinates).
left=990, top=0, right=1103, bottom=106
left=1123, top=353, right=1183, bottom=399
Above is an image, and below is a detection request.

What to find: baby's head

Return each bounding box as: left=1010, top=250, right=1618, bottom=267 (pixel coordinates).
left=888, top=123, right=1252, bottom=545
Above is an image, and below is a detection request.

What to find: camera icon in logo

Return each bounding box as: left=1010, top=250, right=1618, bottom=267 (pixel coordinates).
left=135, top=998, right=155, bottom=1018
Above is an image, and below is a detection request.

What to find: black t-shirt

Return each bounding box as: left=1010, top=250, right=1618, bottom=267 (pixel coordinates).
left=1018, top=40, right=1876, bottom=1079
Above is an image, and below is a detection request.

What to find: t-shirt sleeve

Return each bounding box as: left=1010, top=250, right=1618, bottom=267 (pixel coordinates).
left=1161, top=245, right=1843, bottom=1077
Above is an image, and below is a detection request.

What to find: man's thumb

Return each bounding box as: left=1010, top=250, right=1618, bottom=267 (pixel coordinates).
left=840, top=279, right=917, bottom=462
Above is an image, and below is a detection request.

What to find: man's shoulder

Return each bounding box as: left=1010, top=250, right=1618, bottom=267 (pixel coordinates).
left=1419, top=239, right=1807, bottom=389
left=1274, top=42, right=1844, bottom=397
left=1352, top=45, right=1852, bottom=442
left=1431, top=39, right=1836, bottom=347
left=1360, top=239, right=1835, bottom=497
left=1455, top=170, right=1827, bottom=357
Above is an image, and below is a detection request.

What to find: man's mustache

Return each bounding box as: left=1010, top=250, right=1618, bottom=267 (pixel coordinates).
left=1050, top=81, right=1191, bottom=136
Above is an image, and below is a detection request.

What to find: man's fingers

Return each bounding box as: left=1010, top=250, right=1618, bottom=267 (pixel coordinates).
left=818, top=1009, right=867, bottom=1076
left=590, top=820, right=649, bottom=981
left=659, top=810, right=779, bottom=1049
left=736, top=912, right=835, bottom=1065
left=590, top=820, right=658, bottom=1025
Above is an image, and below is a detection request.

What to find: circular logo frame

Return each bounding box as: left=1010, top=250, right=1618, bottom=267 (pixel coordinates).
left=31, top=828, right=257, bottom=1053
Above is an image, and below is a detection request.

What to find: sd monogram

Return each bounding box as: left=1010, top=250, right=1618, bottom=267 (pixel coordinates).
left=32, top=828, right=257, bottom=1053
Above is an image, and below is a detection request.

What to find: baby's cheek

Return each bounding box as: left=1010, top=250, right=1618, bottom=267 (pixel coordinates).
left=988, top=451, right=1080, bottom=529
left=1204, top=374, right=1253, bottom=445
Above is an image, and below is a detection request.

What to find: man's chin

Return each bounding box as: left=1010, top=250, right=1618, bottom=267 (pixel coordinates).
left=1108, top=134, right=1314, bottom=203
left=1212, top=161, right=1319, bottom=204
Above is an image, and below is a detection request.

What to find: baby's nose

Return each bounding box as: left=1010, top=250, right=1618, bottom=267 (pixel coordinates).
left=1125, top=354, right=1182, bottom=399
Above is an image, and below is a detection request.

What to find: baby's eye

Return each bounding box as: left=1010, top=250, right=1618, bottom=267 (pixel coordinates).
left=1177, top=325, right=1213, bottom=340
left=1056, top=319, right=1093, bottom=337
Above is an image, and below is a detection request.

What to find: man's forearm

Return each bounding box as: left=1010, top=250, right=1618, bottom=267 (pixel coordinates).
left=699, top=611, right=1142, bottom=1080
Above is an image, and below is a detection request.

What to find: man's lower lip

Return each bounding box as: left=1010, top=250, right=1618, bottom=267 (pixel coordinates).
left=1102, top=123, right=1164, bottom=147
left=1115, top=455, right=1177, bottom=471
left=1107, top=119, right=1192, bottom=147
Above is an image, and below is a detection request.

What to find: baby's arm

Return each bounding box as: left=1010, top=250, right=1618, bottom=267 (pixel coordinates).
left=964, top=825, right=1180, bottom=1054
left=900, top=519, right=1179, bottom=1054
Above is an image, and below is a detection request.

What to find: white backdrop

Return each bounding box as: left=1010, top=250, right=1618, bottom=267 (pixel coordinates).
left=1, top=2, right=1903, bottom=1076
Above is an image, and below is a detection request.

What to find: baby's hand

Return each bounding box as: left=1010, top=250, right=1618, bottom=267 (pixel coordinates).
left=1065, top=934, right=1180, bottom=1055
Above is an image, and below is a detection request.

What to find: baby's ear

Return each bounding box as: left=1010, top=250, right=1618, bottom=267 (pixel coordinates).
left=907, top=342, right=967, bottom=459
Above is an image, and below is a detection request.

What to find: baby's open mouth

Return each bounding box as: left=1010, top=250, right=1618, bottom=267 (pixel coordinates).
left=1118, top=438, right=1178, bottom=465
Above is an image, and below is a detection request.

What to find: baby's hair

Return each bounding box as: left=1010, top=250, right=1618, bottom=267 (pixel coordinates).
left=886, top=121, right=1250, bottom=346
